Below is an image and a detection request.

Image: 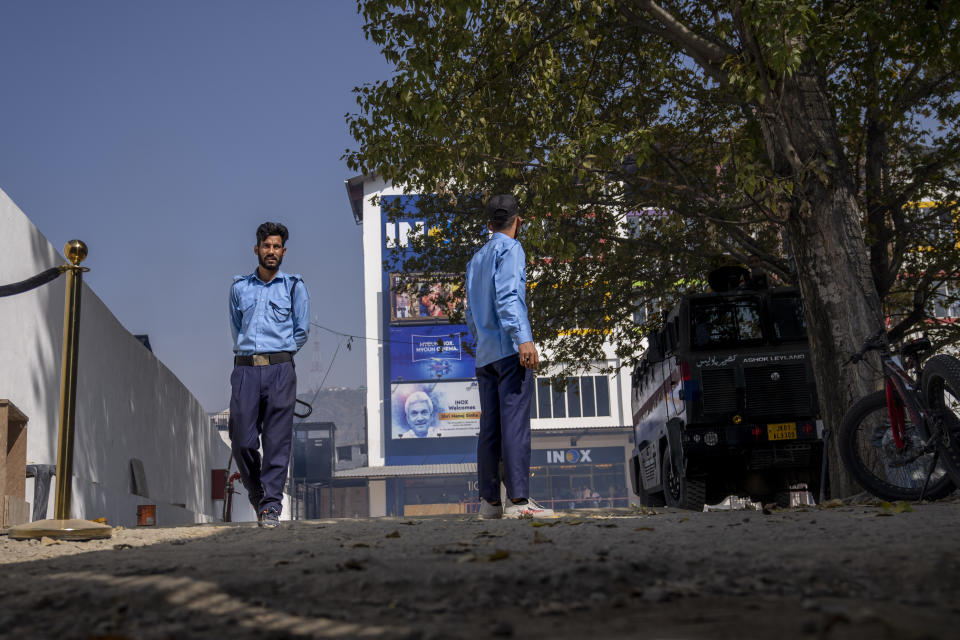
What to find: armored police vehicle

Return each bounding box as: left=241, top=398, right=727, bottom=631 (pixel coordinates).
left=629, top=268, right=823, bottom=509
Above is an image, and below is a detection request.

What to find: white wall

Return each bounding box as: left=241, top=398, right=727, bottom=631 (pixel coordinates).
left=0, top=188, right=231, bottom=526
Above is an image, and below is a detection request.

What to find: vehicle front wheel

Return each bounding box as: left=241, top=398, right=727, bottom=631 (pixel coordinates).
left=661, top=446, right=705, bottom=511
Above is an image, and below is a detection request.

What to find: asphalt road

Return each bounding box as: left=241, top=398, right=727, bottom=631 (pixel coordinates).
left=2, top=499, right=959, bottom=639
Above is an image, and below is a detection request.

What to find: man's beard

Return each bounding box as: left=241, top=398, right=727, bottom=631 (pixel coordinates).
left=259, top=254, right=283, bottom=271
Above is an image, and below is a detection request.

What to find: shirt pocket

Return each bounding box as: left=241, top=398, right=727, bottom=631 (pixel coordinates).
left=239, top=291, right=258, bottom=332
left=268, top=287, right=293, bottom=322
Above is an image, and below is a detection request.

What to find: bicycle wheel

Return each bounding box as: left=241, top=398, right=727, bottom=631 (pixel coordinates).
left=922, top=354, right=960, bottom=486
left=839, top=390, right=955, bottom=501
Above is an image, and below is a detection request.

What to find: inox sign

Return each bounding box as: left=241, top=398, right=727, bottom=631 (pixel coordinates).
left=546, top=449, right=593, bottom=464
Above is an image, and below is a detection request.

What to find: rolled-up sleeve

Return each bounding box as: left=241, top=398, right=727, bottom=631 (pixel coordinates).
left=292, top=279, right=310, bottom=351
left=493, top=244, right=533, bottom=346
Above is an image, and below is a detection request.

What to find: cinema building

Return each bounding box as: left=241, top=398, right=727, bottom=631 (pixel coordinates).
left=342, top=176, right=637, bottom=517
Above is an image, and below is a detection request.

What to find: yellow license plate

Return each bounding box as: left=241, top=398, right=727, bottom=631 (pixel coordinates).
left=767, top=422, right=797, bottom=441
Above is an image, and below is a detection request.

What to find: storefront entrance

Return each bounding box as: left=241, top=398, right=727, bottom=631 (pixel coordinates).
left=529, top=446, right=629, bottom=510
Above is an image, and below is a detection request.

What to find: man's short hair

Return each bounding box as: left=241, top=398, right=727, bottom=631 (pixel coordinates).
left=405, top=391, right=433, bottom=413
left=256, top=222, right=289, bottom=246
left=487, top=194, right=519, bottom=232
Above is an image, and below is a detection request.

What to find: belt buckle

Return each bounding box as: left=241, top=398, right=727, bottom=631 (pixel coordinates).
left=252, top=354, right=270, bottom=366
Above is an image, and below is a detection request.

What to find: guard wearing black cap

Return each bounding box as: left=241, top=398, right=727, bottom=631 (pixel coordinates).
left=465, top=195, right=555, bottom=519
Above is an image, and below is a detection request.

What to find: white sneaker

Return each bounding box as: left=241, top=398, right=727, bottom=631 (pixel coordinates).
left=478, top=498, right=503, bottom=519
left=503, top=498, right=555, bottom=519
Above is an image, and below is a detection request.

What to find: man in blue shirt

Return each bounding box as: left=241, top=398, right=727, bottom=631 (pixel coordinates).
left=466, top=195, right=554, bottom=519
left=229, top=222, right=310, bottom=528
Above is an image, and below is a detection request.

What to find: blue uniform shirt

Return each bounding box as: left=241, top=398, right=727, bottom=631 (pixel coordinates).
left=465, top=232, right=533, bottom=368
left=230, top=270, right=310, bottom=355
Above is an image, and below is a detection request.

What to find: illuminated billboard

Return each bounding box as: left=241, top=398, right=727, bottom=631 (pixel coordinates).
left=390, top=380, right=482, bottom=439
left=389, top=325, right=476, bottom=381
left=389, top=273, right=463, bottom=324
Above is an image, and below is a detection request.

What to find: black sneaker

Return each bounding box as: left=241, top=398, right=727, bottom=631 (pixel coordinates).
left=259, top=507, right=280, bottom=529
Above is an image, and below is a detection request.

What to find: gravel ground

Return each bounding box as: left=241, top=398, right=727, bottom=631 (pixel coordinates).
left=2, top=499, right=959, bottom=639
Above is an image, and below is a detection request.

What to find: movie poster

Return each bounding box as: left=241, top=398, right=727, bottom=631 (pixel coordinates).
left=389, top=273, right=463, bottom=324
left=390, top=380, right=482, bottom=439
left=389, top=325, right=476, bottom=381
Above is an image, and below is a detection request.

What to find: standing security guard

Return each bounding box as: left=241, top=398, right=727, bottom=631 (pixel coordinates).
left=466, top=195, right=554, bottom=519
left=229, top=222, right=309, bottom=528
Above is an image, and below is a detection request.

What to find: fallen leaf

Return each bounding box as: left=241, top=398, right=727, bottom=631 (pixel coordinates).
left=385, top=530, right=401, bottom=538
left=351, top=542, right=370, bottom=548
left=893, top=501, right=913, bottom=513
left=530, top=521, right=559, bottom=528
left=533, top=530, right=552, bottom=544
left=456, top=553, right=477, bottom=564
left=488, top=549, right=511, bottom=561
left=634, top=527, right=654, bottom=532
left=565, top=520, right=585, bottom=526
left=820, top=499, right=845, bottom=509
left=342, top=559, right=365, bottom=571
left=92, top=517, right=107, bottom=524
left=41, top=537, right=60, bottom=546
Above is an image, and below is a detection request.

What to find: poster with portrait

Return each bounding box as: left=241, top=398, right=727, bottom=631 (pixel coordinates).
left=391, top=380, right=481, bottom=439
left=389, top=325, right=476, bottom=381
left=389, top=273, right=463, bottom=324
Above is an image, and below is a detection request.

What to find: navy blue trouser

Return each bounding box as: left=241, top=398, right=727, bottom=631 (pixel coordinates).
left=228, top=361, right=296, bottom=514
left=476, top=354, right=534, bottom=502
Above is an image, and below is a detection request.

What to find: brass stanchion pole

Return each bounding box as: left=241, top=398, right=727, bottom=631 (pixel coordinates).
left=54, top=239, right=85, bottom=519
left=10, top=240, right=111, bottom=540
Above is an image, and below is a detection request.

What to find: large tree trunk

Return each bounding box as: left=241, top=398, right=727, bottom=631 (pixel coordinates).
left=757, top=63, right=885, bottom=498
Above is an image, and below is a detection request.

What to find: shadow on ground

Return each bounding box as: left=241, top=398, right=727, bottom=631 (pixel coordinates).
left=2, top=504, right=960, bottom=639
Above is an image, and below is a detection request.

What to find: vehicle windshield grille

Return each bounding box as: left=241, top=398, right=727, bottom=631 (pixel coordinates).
left=701, top=369, right=736, bottom=414
left=744, top=363, right=811, bottom=416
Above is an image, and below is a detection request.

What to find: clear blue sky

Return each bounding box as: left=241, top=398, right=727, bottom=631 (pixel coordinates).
left=0, top=1, right=392, bottom=411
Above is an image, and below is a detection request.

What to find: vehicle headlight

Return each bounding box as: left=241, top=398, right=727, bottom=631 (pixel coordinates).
left=704, top=431, right=719, bottom=446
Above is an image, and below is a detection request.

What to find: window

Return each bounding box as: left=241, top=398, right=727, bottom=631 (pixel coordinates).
left=770, top=293, right=807, bottom=341
left=933, top=283, right=960, bottom=319
left=530, top=376, right=611, bottom=419
left=336, top=446, right=353, bottom=462
left=537, top=378, right=553, bottom=418
left=566, top=378, right=582, bottom=418
left=690, top=297, right=763, bottom=348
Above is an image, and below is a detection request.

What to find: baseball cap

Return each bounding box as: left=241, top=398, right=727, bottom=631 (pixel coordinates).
left=487, top=194, right=518, bottom=222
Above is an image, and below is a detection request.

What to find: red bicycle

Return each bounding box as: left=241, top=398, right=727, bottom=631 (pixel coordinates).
left=838, top=331, right=960, bottom=500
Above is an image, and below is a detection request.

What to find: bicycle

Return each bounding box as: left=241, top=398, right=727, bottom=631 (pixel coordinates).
left=838, top=330, right=960, bottom=501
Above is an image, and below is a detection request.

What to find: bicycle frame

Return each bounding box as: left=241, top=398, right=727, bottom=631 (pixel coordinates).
left=879, top=352, right=928, bottom=454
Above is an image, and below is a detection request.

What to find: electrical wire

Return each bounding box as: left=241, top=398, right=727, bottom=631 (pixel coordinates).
left=310, top=320, right=470, bottom=347
left=294, top=337, right=343, bottom=427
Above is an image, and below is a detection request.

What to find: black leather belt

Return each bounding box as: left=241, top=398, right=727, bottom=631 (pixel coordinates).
left=234, top=352, right=293, bottom=366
